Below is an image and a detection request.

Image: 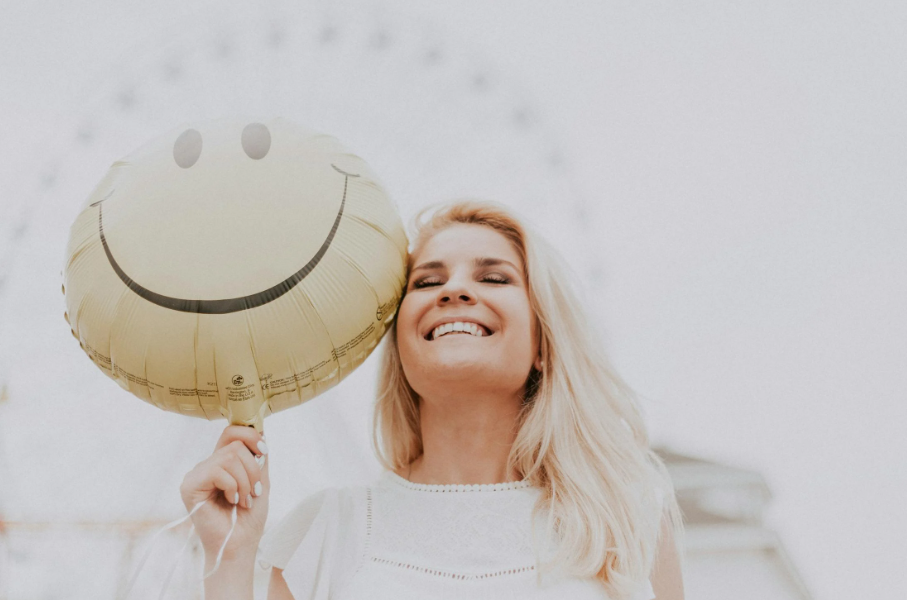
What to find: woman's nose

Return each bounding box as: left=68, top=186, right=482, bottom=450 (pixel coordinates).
left=437, top=279, right=477, bottom=305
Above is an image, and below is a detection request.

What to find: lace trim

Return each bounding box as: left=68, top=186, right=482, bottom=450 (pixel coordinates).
left=384, top=470, right=533, bottom=492
left=371, top=557, right=535, bottom=580
left=363, top=486, right=373, bottom=558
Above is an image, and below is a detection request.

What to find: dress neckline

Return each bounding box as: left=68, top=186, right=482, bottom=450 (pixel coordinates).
left=383, top=469, right=534, bottom=492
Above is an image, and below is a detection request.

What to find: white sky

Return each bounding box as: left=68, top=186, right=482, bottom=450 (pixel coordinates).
left=1, top=2, right=905, bottom=599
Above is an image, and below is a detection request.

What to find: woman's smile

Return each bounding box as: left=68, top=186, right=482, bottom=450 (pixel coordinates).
left=424, top=318, right=493, bottom=341
left=429, top=321, right=487, bottom=340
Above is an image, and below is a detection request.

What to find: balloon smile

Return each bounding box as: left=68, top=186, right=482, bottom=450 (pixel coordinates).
left=94, top=164, right=358, bottom=314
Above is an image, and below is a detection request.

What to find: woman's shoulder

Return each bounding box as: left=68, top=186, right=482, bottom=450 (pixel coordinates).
left=258, top=480, right=371, bottom=571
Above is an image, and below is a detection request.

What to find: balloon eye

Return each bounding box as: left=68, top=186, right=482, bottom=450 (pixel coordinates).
left=242, top=123, right=271, bottom=160
left=173, top=129, right=202, bottom=168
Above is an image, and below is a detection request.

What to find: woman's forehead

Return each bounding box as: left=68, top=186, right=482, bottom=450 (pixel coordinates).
left=410, top=223, right=522, bottom=266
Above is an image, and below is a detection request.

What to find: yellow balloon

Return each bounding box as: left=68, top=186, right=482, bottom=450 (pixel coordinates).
left=63, top=117, right=408, bottom=430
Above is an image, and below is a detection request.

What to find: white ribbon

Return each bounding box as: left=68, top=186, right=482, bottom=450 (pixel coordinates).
left=121, top=498, right=239, bottom=599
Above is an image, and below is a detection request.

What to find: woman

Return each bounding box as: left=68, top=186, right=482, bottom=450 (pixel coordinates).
left=180, top=200, right=685, bottom=599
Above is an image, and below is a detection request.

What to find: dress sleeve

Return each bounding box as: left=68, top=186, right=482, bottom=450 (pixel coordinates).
left=257, top=488, right=341, bottom=600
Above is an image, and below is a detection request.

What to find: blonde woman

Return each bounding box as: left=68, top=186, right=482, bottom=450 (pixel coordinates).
left=180, top=200, right=685, bottom=599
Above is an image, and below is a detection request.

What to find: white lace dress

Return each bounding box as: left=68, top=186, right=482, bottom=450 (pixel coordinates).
left=257, top=470, right=656, bottom=600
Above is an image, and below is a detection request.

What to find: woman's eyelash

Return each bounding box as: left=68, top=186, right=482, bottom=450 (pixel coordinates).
left=412, top=278, right=441, bottom=289
left=482, top=274, right=510, bottom=284
left=411, top=274, right=510, bottom=288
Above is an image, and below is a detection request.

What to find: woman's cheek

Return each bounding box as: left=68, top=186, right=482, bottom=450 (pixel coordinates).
left=396, top=303, right=423, bottom=366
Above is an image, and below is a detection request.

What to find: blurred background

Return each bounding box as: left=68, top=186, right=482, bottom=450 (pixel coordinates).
left=1, top=1, right=905, bottom=599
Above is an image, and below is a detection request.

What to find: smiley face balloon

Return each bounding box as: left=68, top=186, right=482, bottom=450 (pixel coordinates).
left=63, top=117, right=408, bottom=430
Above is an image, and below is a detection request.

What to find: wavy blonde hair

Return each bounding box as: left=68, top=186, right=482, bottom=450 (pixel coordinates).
left=372, top=200, right=683, bottom=598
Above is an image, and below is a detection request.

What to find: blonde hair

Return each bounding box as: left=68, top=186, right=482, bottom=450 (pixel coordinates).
left=372, top=200, right=683, bottom=598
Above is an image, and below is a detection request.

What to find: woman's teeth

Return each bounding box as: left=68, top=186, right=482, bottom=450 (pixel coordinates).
left=431, top=321, right=486, bottom=340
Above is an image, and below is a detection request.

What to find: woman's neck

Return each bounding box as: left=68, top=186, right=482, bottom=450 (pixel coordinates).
left=402, top=391, right=524, bottom=485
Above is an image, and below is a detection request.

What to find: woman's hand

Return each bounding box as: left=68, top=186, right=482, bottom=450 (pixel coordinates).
left=180, top=425, right=270, bottom=566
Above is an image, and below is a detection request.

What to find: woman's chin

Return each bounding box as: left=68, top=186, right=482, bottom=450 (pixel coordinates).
left=424, top=346, right=494, bottom=373
left=401, top=337, right=531, bottom=394
left=408, top=359, right=527, bottom=399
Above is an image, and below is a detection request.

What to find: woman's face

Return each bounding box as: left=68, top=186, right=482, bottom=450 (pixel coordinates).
left=396, top=223, right=540, bottom=400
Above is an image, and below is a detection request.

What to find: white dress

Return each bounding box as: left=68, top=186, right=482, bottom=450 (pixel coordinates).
left=257, top=470, right=656, bottom=600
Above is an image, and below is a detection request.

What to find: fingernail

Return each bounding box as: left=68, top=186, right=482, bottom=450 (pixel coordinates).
left=256, top=454, right=267, bottom=469
left=254, top=481, right=263, bottom=496
left=247, top=495, right=253, bottom=509
left=257, top=441, right=269, bottom=455
left=233, top=492, right=239, bottom=504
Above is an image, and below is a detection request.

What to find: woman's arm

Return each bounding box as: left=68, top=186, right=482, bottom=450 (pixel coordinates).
left=650, top=514, right=685, bottom=600
left=268, top=568, right=294, bottom=600
left=202, top=554, right=257, bottom=599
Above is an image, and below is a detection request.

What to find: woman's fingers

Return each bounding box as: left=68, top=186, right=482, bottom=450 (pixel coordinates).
left=214, top=424, right=268, bottom=459
left=179, top=424, right=269, bottom=510
left=210, top=467, right=242, bottom=506
left=235, top=442, right=265, bottom=499
left=218, top=443, right=254, bottom=508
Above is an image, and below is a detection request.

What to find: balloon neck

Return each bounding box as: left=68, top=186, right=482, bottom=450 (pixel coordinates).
left=230, top=411, right=264, bottom=433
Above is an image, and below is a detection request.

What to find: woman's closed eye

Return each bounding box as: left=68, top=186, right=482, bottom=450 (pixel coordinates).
left=411, top=273, right=511, bottom=289
left=481, top=273, right=510, bottom=284
left=412, top=276, right=442, bottom=289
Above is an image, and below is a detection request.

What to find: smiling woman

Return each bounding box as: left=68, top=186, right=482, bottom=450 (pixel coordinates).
left=183, top=200, right=685, bottom=600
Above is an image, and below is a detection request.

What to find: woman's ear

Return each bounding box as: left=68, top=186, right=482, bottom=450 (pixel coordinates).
left=534, top=356, right=544, bottom=371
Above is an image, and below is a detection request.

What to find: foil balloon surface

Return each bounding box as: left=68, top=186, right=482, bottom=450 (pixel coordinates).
left=63, top=117, right=408, bottom=430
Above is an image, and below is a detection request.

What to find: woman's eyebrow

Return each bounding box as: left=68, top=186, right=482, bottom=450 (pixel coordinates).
left=474, top=257, right=519, bottom=270
left=411, top=257, right=519, bottom=272
left=411, top=260, right=445, bottom=272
